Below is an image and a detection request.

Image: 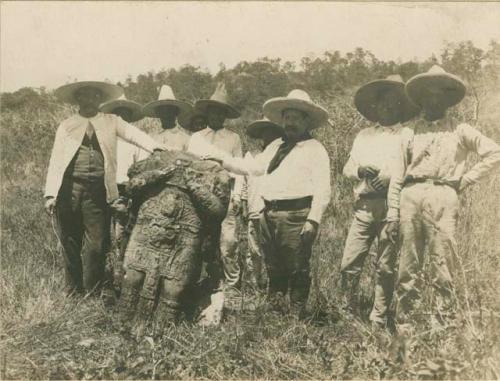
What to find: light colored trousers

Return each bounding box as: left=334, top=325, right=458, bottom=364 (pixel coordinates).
left=246, top=218, right=267, bottom=289
left=396, top=182, right=458, bottom=323
left=220, top=197, right=240, bottom=287
left=341, top=198, right=397, bottom=323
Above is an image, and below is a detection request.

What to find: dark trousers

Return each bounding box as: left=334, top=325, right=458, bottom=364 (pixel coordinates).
left=56, top=178, right=110, bottom=294
left=259, top=207, right=312, bottom=310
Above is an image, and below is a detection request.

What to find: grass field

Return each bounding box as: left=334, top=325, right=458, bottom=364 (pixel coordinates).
left=1, top=93, right=500, bottom=379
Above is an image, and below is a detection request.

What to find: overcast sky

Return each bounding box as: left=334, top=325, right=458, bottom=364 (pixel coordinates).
left=1, top=1, right=500, bottom=92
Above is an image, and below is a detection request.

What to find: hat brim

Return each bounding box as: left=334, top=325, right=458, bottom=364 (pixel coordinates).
left=195, top=100, right=241, bottom=119
left=55, top=81, right=123, bottom=105
left=142, top=100, right=193, bottom=118
left=263, top=98, right=329, bottom=129
left=406, top=73, right=466, bottom=108
left=100, top=99, right=144, bottom=122
left=355, top=80, right=421, bottom=123
left=246, top=120, right=284, bottom=139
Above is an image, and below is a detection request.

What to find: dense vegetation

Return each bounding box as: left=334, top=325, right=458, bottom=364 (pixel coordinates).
left=1, top=41, right=500, bottom=379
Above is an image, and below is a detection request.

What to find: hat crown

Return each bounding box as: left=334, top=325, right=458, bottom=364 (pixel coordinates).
left=210, top=82, right=230, bottom=103
left=427, top=65, right=447, bottom=75
left=157, top=85, right=177, bottom=101
left=286, top=89, right=313, bottom=102
left=386, top=74, right=404, bottom=83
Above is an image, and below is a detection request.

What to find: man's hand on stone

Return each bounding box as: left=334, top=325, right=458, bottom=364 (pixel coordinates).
left=384, top=221, right=399, bottom=244
left=358, top=165, right=379, bottom=179
left=110, top=198, right=128, bottom=217
left=45, top=197, right=57, bottom=216
left=300, top=220, right=319, bottom=244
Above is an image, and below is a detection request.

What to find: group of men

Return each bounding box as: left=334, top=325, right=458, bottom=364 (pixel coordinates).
left=44, top=65, right=500, bottom=332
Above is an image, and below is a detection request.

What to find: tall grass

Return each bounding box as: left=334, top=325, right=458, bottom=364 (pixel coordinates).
left=1, top=91, right=500, bottom=379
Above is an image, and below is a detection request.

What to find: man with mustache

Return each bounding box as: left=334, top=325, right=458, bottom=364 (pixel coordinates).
left=201, top=89, right=331, bottom=318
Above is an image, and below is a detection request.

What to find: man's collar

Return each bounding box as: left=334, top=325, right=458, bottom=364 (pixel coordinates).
left=75, top=112, right=103, bottom=122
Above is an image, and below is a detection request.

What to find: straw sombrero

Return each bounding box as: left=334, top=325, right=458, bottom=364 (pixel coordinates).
left=406, top=65, right=466, bottom=108
left=100, top=95, right=143, bottom=122
left=246, top=117, right=284, bottom=139
left=195, top=83, right=240, bottom=119
left=142, top=85, right=193, bottom=118
left=178, top=106, right=206, bottom=130
left=263, top=89, right=329, bottom=129
left=354, top=74, right=420, bottom=123
left=55, top=81, right=123, bottom=105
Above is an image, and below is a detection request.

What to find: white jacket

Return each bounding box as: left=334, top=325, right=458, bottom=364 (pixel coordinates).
left=44, top=112, right=161, bottom=202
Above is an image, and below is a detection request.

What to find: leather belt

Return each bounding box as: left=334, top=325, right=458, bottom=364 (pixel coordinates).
left=358, top=192, right=387, bottom=200
left=404, top=176, right=448, bottom=187
left=263, top=196, right=312, bottom=211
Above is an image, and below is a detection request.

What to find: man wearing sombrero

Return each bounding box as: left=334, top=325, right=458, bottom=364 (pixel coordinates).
left=241, top=117, right=284, bottom=290
left=203, top=89, right=331, bottom=317
left=341, top=74, right=419, bottom=329
left=388, top=65, right=500, bottom=326
left=188, top=83, right=244, bottom=290
left=44, top=81, right=165, bottom=296
left=142, top=85, right=193, bottom=151
left=100, top=95, right=148, bottom=293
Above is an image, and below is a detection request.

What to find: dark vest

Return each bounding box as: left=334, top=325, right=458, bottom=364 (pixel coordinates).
left=65, top=133, right=105, bottom=181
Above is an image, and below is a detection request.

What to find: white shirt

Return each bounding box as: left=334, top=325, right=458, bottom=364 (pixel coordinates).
left=155, top=125, right=191, bottom=151
left=116, top=138, right=149, bottom=183
left=188, top=127, right=244, bottom=197
left=343, top=124, right=412, bottom=198
left=221, top=138, right=331, bottom=224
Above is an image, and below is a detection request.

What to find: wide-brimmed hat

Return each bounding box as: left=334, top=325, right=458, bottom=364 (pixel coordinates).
left=100, top=95, right=143, bottom=122
left=263, top=89, right=329, bottom=129
left=178, top=106, right=206, bottom=130
left=195, top=83, right=240, bottom=119
left=354, top=74, right=420, bottom=123
left=246, top=117, right=284, bottom=139
left=55, top=81, right=123, bottom=105
left=406, top=65, right=466, bottom=108
left=142, top=85, right=193, bottom=118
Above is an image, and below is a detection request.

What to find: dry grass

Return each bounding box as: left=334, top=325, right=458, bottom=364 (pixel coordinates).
left=1, top=93, right=500, bottom=379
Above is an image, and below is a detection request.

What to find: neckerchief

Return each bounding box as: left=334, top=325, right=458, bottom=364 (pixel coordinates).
left=266, top=133, right=312, bottom=174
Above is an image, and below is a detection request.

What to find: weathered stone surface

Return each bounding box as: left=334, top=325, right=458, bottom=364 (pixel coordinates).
left=117, top=150, right=231, bottom=326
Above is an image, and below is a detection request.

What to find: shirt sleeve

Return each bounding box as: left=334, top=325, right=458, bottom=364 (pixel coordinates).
left=386, top=127, right=413, bottom=222
left=307, top=143, right=331, bottom=224
left=116, top=117, right=161, bottom=153
left=223, top=143, right=276, bottom=176
left=458, top=123, right=500, bottom=188
left=343, top=136, right=361, bottom=180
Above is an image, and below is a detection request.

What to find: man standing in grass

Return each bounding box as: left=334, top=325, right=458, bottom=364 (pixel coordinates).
left=241, top=117, right=284, bottom=290
left=202, top=89, right=331, bottom=318
left=389, top=66, right=500, bottom=327
left=44, top=81, right=165, bottom=296
left=341, top=75, right=419, bottom=329
left=142, top=85, right=193, bottom=151
left=188, top=83, right=244, bottom=291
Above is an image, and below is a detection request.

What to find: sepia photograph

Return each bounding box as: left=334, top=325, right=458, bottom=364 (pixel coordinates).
left=1, top=1, right=500, bottom=379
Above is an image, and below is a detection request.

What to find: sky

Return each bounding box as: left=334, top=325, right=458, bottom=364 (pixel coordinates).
left=1, top=1, right=500, bottom=92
